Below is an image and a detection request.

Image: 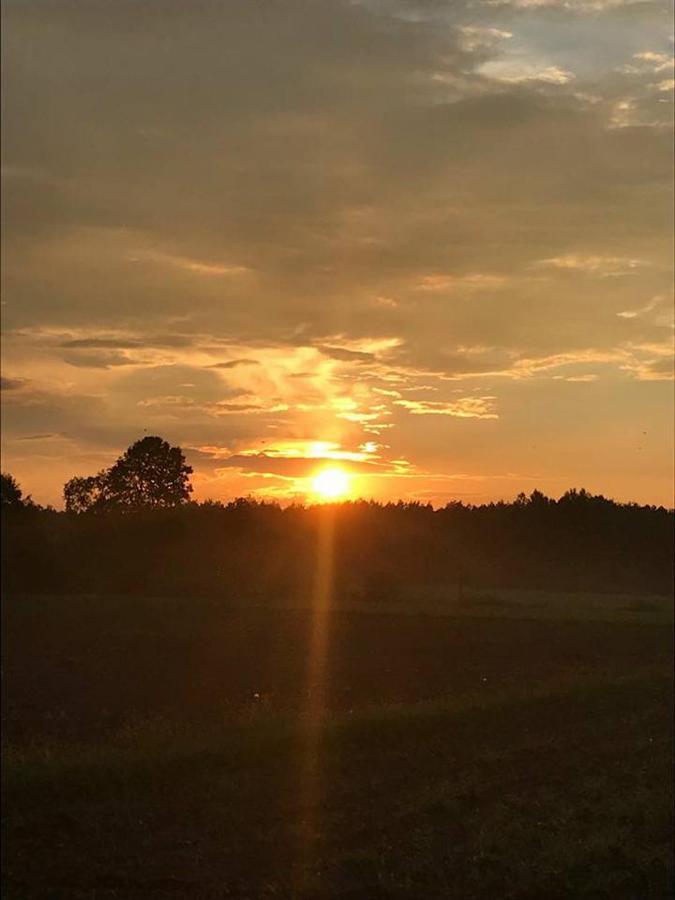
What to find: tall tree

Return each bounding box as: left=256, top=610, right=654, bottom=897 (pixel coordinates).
left=64, top=437, right=193, bottom=512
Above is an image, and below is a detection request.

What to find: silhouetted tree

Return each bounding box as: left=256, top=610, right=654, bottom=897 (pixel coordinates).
left=106, top=437, right=192, bottom=508
left=1, top=472, right=25, bottom=510
left=64, top=437, right=193, bottom=512
left=63, top=472, right=111, bottom=514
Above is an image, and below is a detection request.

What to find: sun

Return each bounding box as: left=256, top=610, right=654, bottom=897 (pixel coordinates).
left=311, top=466, right=351, bottom=500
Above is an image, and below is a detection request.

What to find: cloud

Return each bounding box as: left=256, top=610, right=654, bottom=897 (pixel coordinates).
left=1, top=376, right=27, bottom=390
left=63, top=350, right=139, bottom=368
left=551, top=373, right=598, bottom=382
left=638, top=357, right=674, bottom=379
left=533, top=255, right=649, bottom=276
left=59, top=334, right=196, bottom=350
left=315, top=346, right=375, bottom=362
left=616, top=294, right=667, bottom=320
left=485, top=0, right=659, bottom=9
left=480, top=62, right=575, bottom=85
left=16, top=432, right=65, bottom=441
left=1, top=0, right=673, bottom=506
left=629, top=51, right=674, bottom=74
left=415, top=273, right=508, bottom=291
left=208, top=359, right=260, bottom=369
left=129, top=250, right=250, bottom=277
left=458, top=26, right=513, bottom=52
left=211, top=399, right=290, bottom=415
left=394, top=396, right=499, bottom=418
left=622, top=356, right=674, bottom=381
left=615, top=339, right=674, bottom=380
left=61, top=337, right=144, bottom=349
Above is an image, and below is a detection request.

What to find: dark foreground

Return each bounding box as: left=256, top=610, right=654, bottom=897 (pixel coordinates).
left=2, top=592, right=673, bottom=899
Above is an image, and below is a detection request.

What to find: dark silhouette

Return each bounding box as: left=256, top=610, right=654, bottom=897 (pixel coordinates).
left=62, top=472, right=111, bottom=514
left=63, top=436, right=193, bottom=512
left=2, top=458, right=672, bottom=598
left=1, top=473, right=33, bottom=510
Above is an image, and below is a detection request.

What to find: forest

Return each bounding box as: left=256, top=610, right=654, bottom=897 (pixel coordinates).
left=3, top=475, right=672, bottom=599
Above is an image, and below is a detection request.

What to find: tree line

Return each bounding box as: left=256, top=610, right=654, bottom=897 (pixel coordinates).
left=2, top=436, right=673, bottom=598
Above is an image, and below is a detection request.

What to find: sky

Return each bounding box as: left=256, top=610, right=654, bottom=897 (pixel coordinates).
left=1, top=0, right=673, bottom=508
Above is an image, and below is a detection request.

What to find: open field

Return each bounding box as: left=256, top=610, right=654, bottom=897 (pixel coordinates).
left=2, top=591, right=673, bottom=898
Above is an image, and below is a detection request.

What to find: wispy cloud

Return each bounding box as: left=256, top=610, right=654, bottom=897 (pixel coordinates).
left=395, top=396, right=499, bottom=419
left=533, top=255, right=649, bottom=276
left=486, top=0, right=657, bottom=10
left=480, top=62, right=575, bottom=85
left=457, top=26, right=513, bottom=52
left=415, top=273, right=507, bottom=291
left=208, top=359, right=260, bottom=369
left=625, top=51, right=675, bottom=75
left=129, top=250, right=250, bottom=277
left=617, top=295, right=668, bottom=320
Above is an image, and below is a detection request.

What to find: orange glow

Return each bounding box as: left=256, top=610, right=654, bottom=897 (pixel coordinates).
left=311, top=466, right=352, bottom=500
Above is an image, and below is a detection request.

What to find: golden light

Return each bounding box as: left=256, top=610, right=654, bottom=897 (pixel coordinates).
left=311, top=466, right=351, bottom=500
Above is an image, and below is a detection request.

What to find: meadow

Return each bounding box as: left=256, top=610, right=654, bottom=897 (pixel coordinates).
left=2, top=589, right=673, bottom=899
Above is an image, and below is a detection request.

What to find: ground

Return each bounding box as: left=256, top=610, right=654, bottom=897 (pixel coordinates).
left=2, top=589, right=673, bottom=898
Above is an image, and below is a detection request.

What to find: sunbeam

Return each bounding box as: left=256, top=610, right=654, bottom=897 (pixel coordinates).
left=293, top=504, right=336, bottom=893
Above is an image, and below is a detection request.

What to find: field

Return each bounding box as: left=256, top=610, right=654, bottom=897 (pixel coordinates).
left=2, top=589, right=673, bottom=899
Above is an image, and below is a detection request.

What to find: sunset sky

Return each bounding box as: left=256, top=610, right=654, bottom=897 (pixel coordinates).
left=2, top=0, right=673, bottom=508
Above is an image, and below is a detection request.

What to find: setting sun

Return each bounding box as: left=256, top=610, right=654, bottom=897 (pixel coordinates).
left=311, top=466, right=351, bottom=500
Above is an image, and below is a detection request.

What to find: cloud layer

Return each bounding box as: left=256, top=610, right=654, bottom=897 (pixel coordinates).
left=2, top=0, right=673, bottom=506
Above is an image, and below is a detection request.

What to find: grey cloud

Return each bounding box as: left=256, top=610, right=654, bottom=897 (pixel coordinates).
left=2, top=0, right=671, bottom=352
left=63, top=350, right=137, bottom=368
left=16, top=432, right=65, bottom=441
left=208, top=359, right=260, bottom=369
left=111, top=365, right=238, bottom=404
left=1, top=388, right=109, bottom=442
left=0, top=376, right=27, bottom=390
left=60, top=338, right=144, bottom=349
left=60, top=334, right=196, bottom=350
left=316, top=346, right=375, bottom=362
left=1, top=381, right=271, bottom=458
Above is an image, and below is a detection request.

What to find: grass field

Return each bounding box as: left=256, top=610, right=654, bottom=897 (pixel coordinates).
left=2, top=590, right=673, bottom=898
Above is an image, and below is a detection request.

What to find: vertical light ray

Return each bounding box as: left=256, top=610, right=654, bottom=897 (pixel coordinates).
left=293, top=504, right=336, bottom=894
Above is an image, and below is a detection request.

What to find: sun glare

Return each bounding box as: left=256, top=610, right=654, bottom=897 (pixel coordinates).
left=311, top=466, right=351, bottom=500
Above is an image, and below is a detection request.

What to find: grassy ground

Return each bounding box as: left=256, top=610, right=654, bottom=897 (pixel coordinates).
left=2, top=591, right=673, bottom=898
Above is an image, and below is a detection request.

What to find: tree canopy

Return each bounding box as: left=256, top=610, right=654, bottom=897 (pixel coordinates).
left=1, top=472, right=26, bottom=510
left=64, top=437, right=193, bottom=512
left=3, top=487, right=672, bottom=598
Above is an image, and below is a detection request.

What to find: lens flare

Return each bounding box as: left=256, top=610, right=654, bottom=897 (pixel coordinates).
left=293, top=505, right=336, bottom=892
